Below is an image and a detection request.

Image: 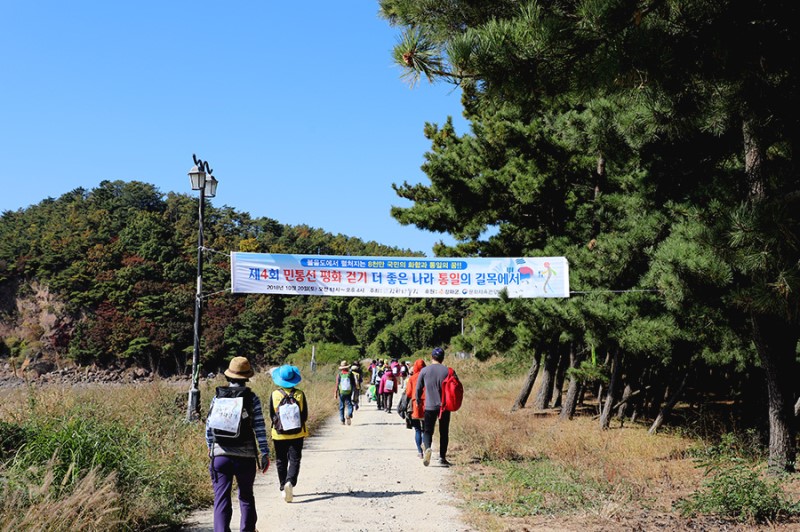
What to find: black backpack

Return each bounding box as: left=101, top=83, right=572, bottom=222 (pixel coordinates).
left=210, top=386, right=254, bottom=446
left=272, top=389, right=302, bottom=435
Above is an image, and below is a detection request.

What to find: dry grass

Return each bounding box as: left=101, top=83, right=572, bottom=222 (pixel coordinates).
left=0, top=460, right=122, bottom=531
left=442, top=357, right=774, bottom=531
left=0, top=365, right=340, bottom=529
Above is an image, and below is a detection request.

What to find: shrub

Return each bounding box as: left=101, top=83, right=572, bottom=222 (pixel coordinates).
left=675, top=434, right=800, bottom=523
left=285, top=342, right=361, bottom=368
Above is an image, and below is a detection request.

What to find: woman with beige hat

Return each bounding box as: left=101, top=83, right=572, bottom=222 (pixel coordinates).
left=205, top=356, right=269, bottom=532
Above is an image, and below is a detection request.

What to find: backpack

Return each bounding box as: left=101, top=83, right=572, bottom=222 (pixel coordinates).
left=272, top=389, right=302, bottom=435
left=338, top=372, right=353, bottom=395
left=383, top=376, right=395, bottom=392
left=208, top=386, right=254, bottom=445
left=439, top=368, right=463, bottom=416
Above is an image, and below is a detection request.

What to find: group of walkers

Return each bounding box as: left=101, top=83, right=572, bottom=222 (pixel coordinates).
left=204, top=347, right=460, bottom=532
left=348, top=350, right=459, bottom=467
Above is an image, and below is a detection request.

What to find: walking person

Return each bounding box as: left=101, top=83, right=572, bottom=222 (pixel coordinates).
left=350, top=363, right=362, bottom=411
left=335, top=360, right=357, bottom=425
left=379, top=362, right=398, bottom=413
left=205, top=356, right=270, bottom=532
left=415, top=347, right=457, bottom=467
left=269, top=364, right=309, bottom=503
left=375, top=360, right=386, bottom=410
left=405, top=358, right=427, bottom=458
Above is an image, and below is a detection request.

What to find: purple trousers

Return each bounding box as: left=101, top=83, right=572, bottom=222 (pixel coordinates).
left=209, top=455, right=257, bottom=532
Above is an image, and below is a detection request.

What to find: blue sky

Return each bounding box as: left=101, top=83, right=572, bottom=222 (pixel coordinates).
left=0, top=1, right=468, bottom=256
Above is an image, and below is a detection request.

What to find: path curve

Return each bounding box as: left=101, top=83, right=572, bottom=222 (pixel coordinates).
left=183, top=395, right=473, bottom=532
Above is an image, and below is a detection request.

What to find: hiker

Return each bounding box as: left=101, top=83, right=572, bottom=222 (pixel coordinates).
left=375, top=360, right=387, bottom=410
left=269, top=364, right=309, bottom=503
left=379, top=362, right=398, bottom=413
left=335, top=360, right=357, bottom=425
left=369, top=359, right=379, bottom=384
left=415, top=347, right=458, bottom=467
left=205, top=356, right=270, bottom=532
left=350, top=363, right=362, bottom=411
left=399, top=361, right=409, bottom=388
left=405, top=358, right=427, bottom=458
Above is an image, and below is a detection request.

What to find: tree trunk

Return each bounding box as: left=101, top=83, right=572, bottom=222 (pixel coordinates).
left=648, top=372, right=688, bottom=435
left=599, top=350, right=620, bottom=430
left=617, top=383, right=633, bottom=426
left=752, top=313, right=798, bottom=473
left=559, top=345, right=583, bottom=420
left=794, top=396, right=800, bottom=417
left=742, top=117, right=798, bottom=473
left=533, top=349, right=559, bottom=410
left=511, top=353, right=541, bottom=412
left=552, top=345, right=569, bottom=409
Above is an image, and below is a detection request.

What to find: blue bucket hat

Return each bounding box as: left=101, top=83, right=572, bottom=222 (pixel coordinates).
left=271, top=365, right=302, bottom=388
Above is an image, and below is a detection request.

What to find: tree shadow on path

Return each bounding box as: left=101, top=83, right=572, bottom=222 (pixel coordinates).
left=295, top=489, right=424, bottom=504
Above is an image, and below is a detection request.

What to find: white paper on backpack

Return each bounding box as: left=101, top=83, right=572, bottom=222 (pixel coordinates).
left=208, top=397, right=244, bottom=433
left=384, top=379, right=394, bottom=392
left=279, top=402, right=302, bottom=431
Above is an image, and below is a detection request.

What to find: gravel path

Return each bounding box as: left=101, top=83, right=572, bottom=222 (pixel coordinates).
left=183, top=395, right=473, bottom=532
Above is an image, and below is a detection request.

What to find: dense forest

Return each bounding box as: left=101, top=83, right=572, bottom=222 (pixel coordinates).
left=0, top=180, right=466, bottom=376
left=379, top=0, right=799, bottom=472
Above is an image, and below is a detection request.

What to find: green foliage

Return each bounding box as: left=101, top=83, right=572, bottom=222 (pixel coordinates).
left=675, top=434, right=800, bottom=523
left=1, top=408, right=197, bottom=529
left=0, top=180, right=459, bottom=376
left=472, top=459, right=616, bottom=517
left=285, top=342, right=362, bottom=368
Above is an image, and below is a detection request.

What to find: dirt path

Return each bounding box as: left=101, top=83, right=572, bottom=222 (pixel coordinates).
left=183, top=396, right=474, bottom=532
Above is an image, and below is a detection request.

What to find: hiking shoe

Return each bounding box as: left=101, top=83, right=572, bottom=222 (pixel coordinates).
left=283, top=481, right=293, bottom=503
left=423, top=447, right=432, bottom=467
left=341, top=420, right=345, bottom=425
left=346, top=417, right=351, bottom=425
left=439, top=458, right=452, bottom=467
left=417, top=452, right=424, bottom=459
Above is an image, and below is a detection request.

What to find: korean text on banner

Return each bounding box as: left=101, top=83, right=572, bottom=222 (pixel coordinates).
left=231, top=253, right=569, bottom=299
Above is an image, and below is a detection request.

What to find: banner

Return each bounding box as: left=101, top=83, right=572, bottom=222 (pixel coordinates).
left=231, top=253, right=569, bottom=298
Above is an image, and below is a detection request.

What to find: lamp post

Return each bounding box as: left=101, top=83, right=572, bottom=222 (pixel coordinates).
left=187, top=154, right=218, bottom=422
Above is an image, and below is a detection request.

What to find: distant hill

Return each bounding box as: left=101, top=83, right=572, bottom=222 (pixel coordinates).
left=0, top=180, right=463, bottom=378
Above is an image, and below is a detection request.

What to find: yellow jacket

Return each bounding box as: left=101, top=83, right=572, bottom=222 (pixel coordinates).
left=268, top=387, right=309, bottom=440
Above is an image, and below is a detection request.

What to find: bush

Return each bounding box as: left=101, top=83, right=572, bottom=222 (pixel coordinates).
left=285, top=342, right=361, bottom=368
left=675, top=434, right=800, bottom=523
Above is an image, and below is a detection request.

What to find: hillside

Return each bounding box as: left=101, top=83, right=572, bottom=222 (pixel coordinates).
left=0, top=180, right=465, bottom=379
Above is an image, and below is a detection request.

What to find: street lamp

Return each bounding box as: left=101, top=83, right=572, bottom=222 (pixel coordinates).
left=187, top=154, right=217, bottom=421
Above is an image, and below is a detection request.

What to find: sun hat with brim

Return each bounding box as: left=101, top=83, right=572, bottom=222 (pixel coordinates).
left=339, top=360, right=350, bottom=370
left=224, top=356, right=255, bottom=379
left=271, top=365, right=302, bottom=388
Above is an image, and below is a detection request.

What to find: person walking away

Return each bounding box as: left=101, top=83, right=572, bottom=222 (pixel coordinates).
left=406, top=358, right=427, bottom=458
left=205, top=356, right=270, bottom=532
left=415, top=347, right=457, bottom=467
left=379, top=364, right=398, bottom=413
left=335, top=360, right=357, bottom=425
left=399, top=361, right=409, bottom=389
left=369, top=359, right=378, bottom=384
left=350, top=363, right=362, bottom=411
left=375, top=361, right=387, bottom=410
left=269, top=364, right=309, bottom=503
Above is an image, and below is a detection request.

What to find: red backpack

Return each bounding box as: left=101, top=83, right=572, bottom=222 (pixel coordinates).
left=439, top=367, right=463, bottom=417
